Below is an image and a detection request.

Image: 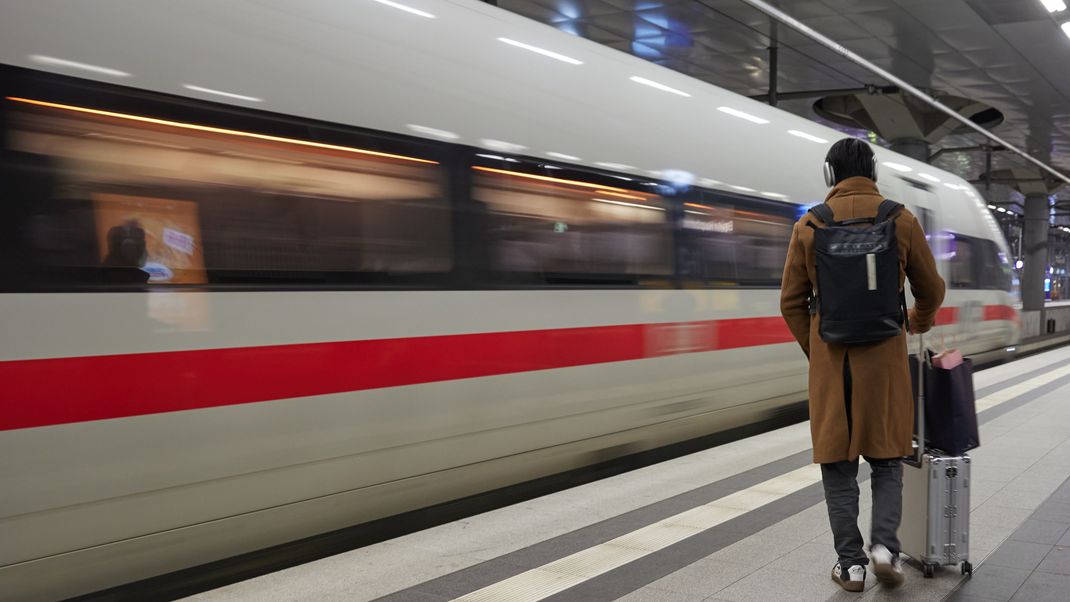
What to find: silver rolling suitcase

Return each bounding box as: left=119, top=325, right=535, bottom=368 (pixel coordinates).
left=900, top=335, right=973, bottom=578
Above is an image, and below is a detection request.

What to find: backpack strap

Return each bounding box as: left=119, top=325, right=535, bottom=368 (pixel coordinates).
left=807, top=203, right=836, bottom=227
left=876, top=199, right=904, bottom=224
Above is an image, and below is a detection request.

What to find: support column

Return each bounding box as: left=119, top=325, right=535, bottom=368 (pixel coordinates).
left=889, top=138, right=929, bottom=163
left=1022, top=193, right=1050, bottom=315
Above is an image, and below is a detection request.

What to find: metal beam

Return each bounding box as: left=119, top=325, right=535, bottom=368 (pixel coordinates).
left=737, top=0, right=1070, bottom=188
left=748, top=84, right=898, bottom=102
left=928, top=144, right=1007, bottom=162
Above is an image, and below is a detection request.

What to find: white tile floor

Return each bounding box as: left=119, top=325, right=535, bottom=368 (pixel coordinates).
left=187, top=346, right=1070, bottom=602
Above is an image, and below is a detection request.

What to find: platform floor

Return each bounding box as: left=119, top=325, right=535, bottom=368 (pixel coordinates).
left=187, top=345, right=1070, bottom=602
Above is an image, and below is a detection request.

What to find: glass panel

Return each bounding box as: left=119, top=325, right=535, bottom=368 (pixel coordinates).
left=3, top=98, right=449, bottom=287
left=947, top=234, right=975, bottom=289
left=473, top=167, right=672, bottom=284
left=678, top=200, right=793, bottom=286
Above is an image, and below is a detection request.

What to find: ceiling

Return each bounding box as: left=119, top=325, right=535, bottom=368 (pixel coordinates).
left=498, top=0, right=1070, bottom=212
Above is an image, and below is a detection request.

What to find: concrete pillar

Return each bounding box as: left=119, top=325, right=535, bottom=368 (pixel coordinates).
left=889, top=138, right=930, bottom=163
left=1022, top=193, right=1049, bottom=314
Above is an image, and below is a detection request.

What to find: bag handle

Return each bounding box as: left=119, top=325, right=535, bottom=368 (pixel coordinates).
left=911, top=332, right=928, bottom=466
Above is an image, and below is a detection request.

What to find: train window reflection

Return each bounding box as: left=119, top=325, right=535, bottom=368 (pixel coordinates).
left=947, top=234, right=976, bottom=289
left=4, top=99, right=449, bottom=288
left=473, top=168, right=673, bottom=285
left=678, top=200, right=793, bottom=286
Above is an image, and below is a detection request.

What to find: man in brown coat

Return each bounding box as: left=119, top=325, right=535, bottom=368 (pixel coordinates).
left=780, top=138, right=945, bottom=592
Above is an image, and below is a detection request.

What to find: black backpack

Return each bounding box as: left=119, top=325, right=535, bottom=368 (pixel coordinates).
left=806, top=199, right=907, bottom=344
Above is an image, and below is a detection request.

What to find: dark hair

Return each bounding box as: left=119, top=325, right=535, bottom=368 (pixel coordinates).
left=825, top=138, right=876, bottom=185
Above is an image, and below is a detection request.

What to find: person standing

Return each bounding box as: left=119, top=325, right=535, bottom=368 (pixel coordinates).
left=779, top=138, right=945, bottom=592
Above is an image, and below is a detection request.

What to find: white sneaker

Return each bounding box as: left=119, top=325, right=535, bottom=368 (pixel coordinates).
left=832, top=562, right=866, bottom=592
left=871, top=544, right=904, bottom=588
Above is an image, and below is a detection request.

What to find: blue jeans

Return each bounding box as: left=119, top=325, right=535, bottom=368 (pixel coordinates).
left=821, top=457, right=903, bottom=567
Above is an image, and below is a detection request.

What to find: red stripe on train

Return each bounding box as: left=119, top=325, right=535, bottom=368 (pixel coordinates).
left=0, top=305, right=1016, bottom=431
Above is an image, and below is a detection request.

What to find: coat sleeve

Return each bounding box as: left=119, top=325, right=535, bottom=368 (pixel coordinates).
left=905, top=215, right=946, bottom=333
left=779, top=221, right=811, bottom=357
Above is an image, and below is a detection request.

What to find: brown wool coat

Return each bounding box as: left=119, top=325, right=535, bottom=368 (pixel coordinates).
left=780, top=176, right=946, bottom=464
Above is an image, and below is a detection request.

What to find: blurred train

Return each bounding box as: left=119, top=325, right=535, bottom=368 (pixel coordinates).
left=0, top=0, right=1018, bottom=599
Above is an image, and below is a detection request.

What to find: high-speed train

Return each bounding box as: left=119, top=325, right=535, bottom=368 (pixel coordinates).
left=0, top=1, right=1018, bottom=599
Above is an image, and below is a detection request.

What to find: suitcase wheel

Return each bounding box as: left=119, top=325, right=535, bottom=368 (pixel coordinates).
left=923, top=563, right=936, bottom=578
left=961, top=561, right=973, bottom=577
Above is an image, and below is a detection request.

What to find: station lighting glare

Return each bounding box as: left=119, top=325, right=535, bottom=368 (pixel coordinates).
left=988, top=204, right=997, bottom=210
left=475, top=154, right=519, bottom=162
left=919, top=173, right=941, bottom=183
left=593, top=189, right=649, bottom=200
left=182, top=84, right=262, bottom=102
left=997, top=207, right=1008, bottom=212
left=370, top=0, right=435, bottom=18
left=592, top=198, right=665, bottom=211
left=1016, top=259, right=1025, bottom=269
left=28, top=54, right=130, bottom=77
left=698, top=177, right=723, bottom=187
left=787, top=130, right=828, bottom=143
left=761, top=191, right=787, bottom=199
left=498, top=38, right=583, bottom=65
left=731, top=185, right=757, bottom=192
left=595, top=161, right=636, bottom=170
left=717, top=106, right=770, bottom=124
left=471, top=166, right=633, bottom=193
left=629, top=76, right=691, bottom=97
left=1063, top=22, right=1070, bottom=39
left=546, top=151, right=580, bottom=161
left=1039, top=0, right=1067, bottom=13
left=882, top=162, right=912, bottom=173
left=6, top=96, right=438, bottom=164
left=407, top=124, right=459, bottom=139
left=481, top=139, right=526, bottom=152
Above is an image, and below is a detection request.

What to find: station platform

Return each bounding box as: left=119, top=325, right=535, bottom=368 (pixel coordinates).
left=187, top=346, right=1070, bottom=602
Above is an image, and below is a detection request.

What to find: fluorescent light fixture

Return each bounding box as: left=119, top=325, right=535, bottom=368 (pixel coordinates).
left=28, top=55, right=130, bottom=77
left=1039, top=0, right=1067, bottom=13
left=371, top=0, right=435, bottom=18
left=761, top=191, right=787, bottom=199
left=481, top=139, right=526, bottom=152
left=595, top=161, right=635, bottom=170
left=787, top=130, right=827, bottom=143
left=731, top=185, right=756, bottom=192
left=407, top=124, right=459, bottom=139
left=997, top=207, right=1008, bottom=213
left=988, top=204, right=997, bottom=210
left=498, top=38, right=582, bottom=65
left=592, top=198, right=664, bottom=211
left=546, top=151, right=580, bottom=161
left=882, top=161, right=912, bottom=173
left=182, top=84, right=262, bottom=102
left=1062, top=21, right=1070, bottom=39
left=717, top=106, right=769, bottom=124
left=630, top=76, right=691, bottom=98
left=613, top=176, right=634, bottom=181
left=918, top=173, right=941, bottom=183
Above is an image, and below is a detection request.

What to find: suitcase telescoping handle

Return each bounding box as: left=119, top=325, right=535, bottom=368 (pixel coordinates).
left=911, top=332, right=927, bottom=466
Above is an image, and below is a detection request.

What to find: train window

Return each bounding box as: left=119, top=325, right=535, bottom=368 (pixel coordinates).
left=472, top=166, right=672, bottom=285
left=947, top=234, right=976, bottom=289
left=978, top=239, right=1013, bottom=291
left=677, top=195, right=794, bottom=287
left=2, top=95, right=449, bottom=289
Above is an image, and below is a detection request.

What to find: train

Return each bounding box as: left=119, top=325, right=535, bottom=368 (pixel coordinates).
left=0, top=0, right=1018, bottom=599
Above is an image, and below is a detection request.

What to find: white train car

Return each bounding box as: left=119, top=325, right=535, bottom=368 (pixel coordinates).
left=0, top=0, right=1018, bottom=598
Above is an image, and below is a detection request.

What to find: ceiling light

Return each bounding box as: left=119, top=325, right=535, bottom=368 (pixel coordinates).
left=997, top=207, right=1008, bottom=213
left=7, top=96, right=437, bottom=164
left=407, top=124, right=459, bottom=139
left=988, top=204, right=997, bottom=210
left=595, top=161, right=635, bottom=170
left=787, top=130, right=828, bottom=143
left=371, top=0, right=435, bottom=18
left=630, top=76, right=691, bottom=97
left=182, top=84, right=262, bottom=102
left=731, top=185, right=756, bottom=192
left=882, top=162, right=912, bottom=173
left=28, top=55, right=130, bottom=77
left=1062, top=21, right=1070, bottom=39
left=1039, top=0, right=1067, bottom=13
left=498, top=38, right=583, bottom=65
left=717, top=106, right=769, bottom=124
left=592, top=198, right=664, bottom=211
left=481, top=139, right=526, bottom=152
left=546, top=151, right=580, bottom=161
left=919, top=173, right=941, bottom=183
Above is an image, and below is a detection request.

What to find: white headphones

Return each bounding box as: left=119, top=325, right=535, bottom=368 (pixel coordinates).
left=823, top=154, right=879, bottom=187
